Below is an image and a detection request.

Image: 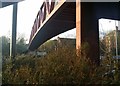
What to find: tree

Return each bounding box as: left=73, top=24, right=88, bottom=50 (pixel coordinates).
left=100, top=30, right=120, bottom=56
left=99, top=39, right=106, bottom=56
left=16, top=37, right=28, bottom=54
left=0, top=36, right=28, bottom=56
left=0, top=36, right=10, bottom=56
left=117, top=30, right=120, bottom=55
left=38, top=40, right=57, bottom=52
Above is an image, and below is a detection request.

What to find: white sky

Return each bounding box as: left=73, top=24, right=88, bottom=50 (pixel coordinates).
left=99, top=18, right=118, bottom=33
left=0, top=0, right=119, bottom=44
left=0, top=0, right=44, bottom=42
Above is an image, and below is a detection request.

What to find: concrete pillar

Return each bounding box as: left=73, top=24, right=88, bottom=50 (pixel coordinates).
left=10, top=3, right=18, bottom=61
left=76, top=2, right=100, bottom=65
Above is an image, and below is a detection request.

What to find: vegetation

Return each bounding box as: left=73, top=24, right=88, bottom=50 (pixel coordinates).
left=100, top=30, right=120, bottom=55
left=38, top=40, right=57, bottom=52
left=0, top=36, right=10, bottom=56
left=0, top=36, right=28, bottom=62
left=16, top=37, right=28, bottom=54
left=2, top=44, right=120, bottom=85
left=38, top=38, right=75, bottom=53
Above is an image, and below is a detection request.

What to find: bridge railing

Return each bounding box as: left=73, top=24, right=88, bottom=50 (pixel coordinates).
left=29, top=0, right=62, bottom=44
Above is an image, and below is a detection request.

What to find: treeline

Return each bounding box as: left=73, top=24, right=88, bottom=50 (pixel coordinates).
left=0, top=36, right=28, bottom=57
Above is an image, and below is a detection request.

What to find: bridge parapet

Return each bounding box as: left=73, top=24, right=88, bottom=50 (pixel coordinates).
left=29, top=0, right=64, bottom=44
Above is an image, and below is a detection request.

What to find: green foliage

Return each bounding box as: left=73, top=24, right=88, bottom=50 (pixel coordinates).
left=0, top=36, right=10, bottom=56
left=16, top=37, right=28, bottom=54
left=0, top=36, right=28, bottom=57
left=2, top=44, right=120, bottom=85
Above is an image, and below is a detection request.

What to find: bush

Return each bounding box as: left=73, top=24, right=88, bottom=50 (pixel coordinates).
left=2, top=44, right=120, bottom=85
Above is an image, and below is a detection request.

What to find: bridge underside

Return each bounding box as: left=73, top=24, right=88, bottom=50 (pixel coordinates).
left=29, top=2, right=120, bottom=64
left=29, top=2, right=76, bottom=50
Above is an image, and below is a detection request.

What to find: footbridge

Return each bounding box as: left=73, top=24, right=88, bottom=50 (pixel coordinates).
left=29, top=0, right=76, bottom=50
left=29, top=0, right=120, bottom=64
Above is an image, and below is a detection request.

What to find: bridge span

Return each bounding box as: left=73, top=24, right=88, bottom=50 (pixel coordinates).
left=29, top=0, right=75, bottom=50
left=29, top=1, right=120, bottom=64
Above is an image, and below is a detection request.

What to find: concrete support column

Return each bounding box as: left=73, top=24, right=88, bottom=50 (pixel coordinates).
left=76, top=2, right=100, bottom=65
left=10, top=3, right=18, bottom=61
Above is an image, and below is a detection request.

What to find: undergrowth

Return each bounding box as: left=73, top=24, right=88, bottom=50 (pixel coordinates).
left=2, top=45, right=120, bottom=85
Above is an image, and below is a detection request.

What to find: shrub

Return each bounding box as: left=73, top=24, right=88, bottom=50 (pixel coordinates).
left=2, top=44, right=120, bottom=84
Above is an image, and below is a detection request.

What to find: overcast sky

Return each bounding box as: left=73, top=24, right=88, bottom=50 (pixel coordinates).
left=0, top=0, right=44, bottom=42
